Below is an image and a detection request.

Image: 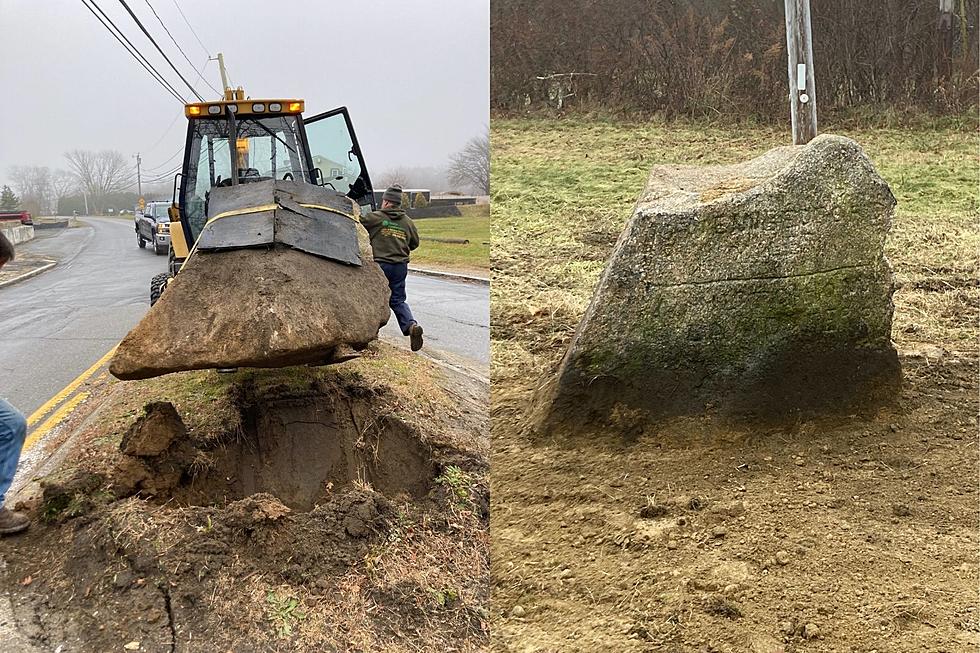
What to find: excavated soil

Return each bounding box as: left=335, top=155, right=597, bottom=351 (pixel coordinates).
left=492, top=351, right=978, bottom=652
left=0, top=355, right=489, bottom=652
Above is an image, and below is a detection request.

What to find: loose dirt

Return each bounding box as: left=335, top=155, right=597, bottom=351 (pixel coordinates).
left=0, top=344, right=489, bottom=652
left=493, top=351, right=977, bottom=652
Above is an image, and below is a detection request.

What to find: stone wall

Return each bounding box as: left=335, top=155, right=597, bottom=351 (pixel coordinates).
left=0, top=224, right=35, bottom=246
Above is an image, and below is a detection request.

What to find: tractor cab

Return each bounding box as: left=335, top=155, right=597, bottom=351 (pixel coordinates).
left=169, top=94, right=375, bottom=272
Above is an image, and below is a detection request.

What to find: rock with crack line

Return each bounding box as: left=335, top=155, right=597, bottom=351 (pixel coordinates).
left=534, top=134, right=901, bottom=434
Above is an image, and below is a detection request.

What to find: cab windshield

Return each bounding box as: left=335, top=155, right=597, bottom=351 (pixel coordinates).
left=150, top=204, right=169, bottom=220
left=181, top=114, right=309, bottom=241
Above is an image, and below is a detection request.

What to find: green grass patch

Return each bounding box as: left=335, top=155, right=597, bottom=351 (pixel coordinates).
left=412, top=213, right=489, bottom=273
left=491, top=117, right=978, bottom=385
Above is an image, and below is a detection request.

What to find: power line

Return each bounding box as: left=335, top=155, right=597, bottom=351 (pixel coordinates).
left=143, top=166, right=182, bottom=184
left=170, top=0, right=210, bottom=58
left=116, top=0, right=204, bottom=101
left=80, top=0, right=185, bottom=103
left=85, top=0, right=186, bottom=102
left=144, top=144, right=183, bottom=171
left=144, top=58, right=216, bottom=157
left=142, top=0, right=221, bottom=96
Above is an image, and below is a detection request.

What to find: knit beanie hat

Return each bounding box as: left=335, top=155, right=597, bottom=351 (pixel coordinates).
left=382, top=185, right=403, bottom=205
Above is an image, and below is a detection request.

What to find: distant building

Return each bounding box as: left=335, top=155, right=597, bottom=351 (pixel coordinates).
left=372, top=188, right=431, bottom=207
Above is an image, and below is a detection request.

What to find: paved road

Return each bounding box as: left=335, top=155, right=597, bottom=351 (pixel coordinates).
left=0, top=217, right=488, bottom=416
left=0, top=218, right=161, bottom=416
left=380, top=273, right=489, bottom=366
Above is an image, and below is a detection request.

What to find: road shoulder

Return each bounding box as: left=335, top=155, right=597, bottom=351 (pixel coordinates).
left=0, top=257, right=57, bottom=289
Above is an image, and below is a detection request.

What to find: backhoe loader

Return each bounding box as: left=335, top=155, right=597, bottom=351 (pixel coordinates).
left=109, top=89, right=392, bottom=380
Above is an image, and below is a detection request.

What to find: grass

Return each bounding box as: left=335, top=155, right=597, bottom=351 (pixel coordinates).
left=266, top=591, right=307, bottom=638
left=412, top=204, right=489, bottom=274
left=491, top=116, right=978, bottom=387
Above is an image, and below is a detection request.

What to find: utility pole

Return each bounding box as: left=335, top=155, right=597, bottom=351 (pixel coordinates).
left=784, top=0, right=817, bottom=145
left=938, top=0, right=956, bottom=82
left=213, top=52, right=232, bottom=100
left=134, top=152, right=142, bottom=198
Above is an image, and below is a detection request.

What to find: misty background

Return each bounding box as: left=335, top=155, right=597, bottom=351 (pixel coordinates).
left=0, top=0, right=489, bottom=213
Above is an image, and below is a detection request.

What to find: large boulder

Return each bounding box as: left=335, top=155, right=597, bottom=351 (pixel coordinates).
left=534, top=134, right=901, bottom=435
left=110, top=220, right=390, bottom=380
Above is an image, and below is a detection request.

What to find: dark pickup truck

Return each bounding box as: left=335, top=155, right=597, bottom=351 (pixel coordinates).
left=135, top=201, right=171, bottom=255
left=0, top=211, right=33, bottom=226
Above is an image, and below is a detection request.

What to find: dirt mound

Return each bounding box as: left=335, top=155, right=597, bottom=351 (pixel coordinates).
left=120, top=402, right=186, bottom=457
left=3, top=359, right=489, bottom=652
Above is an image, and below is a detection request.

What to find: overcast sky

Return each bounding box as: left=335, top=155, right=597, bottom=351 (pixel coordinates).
left=0, top=0, right=489, bottom=192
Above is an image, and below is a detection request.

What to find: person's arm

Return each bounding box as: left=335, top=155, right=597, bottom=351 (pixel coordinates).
left=359, top=211, right=381, bottom=230
left=408, top=221, right=420, bottom=251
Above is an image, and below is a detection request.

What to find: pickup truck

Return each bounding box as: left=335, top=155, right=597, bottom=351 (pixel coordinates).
left=135, top=201, right=171, bottom=255
left=0, top=211, right=33, bottom=226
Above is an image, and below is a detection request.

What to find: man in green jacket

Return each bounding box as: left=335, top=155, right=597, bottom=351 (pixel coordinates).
left=361, top=185, right=424, bottom=351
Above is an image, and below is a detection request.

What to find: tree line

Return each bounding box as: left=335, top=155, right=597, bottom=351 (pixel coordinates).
left=10, top=133, right=491, bottom=217
left=491, top=0, right=979, bottom=117
left=378, top=129, right=490, bottom=196
left=4, top=149, right=149, bottom=216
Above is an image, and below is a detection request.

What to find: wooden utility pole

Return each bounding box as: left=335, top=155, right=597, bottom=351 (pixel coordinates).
left=134, top=152, right=142, bottom=198
left=784, top=0, right=817, bottom=145
left=214, top=52, right=232, bottom=99
left=938, top=0, right=956, bottom=82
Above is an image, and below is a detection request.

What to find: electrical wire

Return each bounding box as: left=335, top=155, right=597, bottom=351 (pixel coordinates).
left=80, top=0, right=185, bottom=103
left=170, top=0, right=210, bottom=58
left=144, top=58, right=218, bottom=161
left=116, top=0, right=204, bottom=101
left=142, top=0, right=221, bottom=96
left=144, top=144, right=184, bottom=171
left=85, top=0, right=186, bottom=102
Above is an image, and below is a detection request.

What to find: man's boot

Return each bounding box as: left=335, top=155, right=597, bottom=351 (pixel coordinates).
left=0, top=507, right=30, bottom=536
left=409, top=323, right=424, bottom=352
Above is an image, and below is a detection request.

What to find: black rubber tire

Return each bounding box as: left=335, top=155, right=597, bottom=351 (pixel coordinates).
left=137, top=233, right=146, bottom=249
left=154, top=240, right=166, bottom=255
left=149, top=272, right=171, bottom=306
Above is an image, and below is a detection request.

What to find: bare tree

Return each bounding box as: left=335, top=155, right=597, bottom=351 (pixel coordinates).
left=377, top=167, right=413, bottom=188
left=447, top=129, right=490, bottom=195
left=51, top=169, right=78, bottom=215
left=8, top=165, right=52, bottom=216
left=65, top=150, right=133, bottom=214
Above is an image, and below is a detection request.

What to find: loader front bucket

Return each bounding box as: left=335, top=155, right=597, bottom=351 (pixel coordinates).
left=109, top=181, right=391, bottom=380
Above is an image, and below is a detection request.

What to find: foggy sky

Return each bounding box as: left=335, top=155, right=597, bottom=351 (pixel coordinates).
left=0, top=0, right=489, bottom=193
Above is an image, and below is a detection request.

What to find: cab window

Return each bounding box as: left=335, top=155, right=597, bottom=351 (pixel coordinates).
left=181, top=115, right=308, bottom=242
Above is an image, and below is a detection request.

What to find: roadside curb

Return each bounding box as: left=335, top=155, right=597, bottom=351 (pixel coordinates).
left=408, top=266, right=490, bottom=285
left=0, top=262, right=57, bottom=289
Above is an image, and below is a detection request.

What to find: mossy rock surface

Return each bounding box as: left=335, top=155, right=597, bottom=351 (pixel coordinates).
left=536, top=134, right=901, bottom=433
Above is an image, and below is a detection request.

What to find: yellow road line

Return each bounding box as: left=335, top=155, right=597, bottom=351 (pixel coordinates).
left=26, top=346, right=116, bottom=427
left=23, top=391, right=90, bottom=452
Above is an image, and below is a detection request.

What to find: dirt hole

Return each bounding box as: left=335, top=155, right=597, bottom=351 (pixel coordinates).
left=148, top=390, right=437, bottom=511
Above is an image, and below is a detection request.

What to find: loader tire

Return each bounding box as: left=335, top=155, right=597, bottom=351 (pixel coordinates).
left=149, top=272, right=171, bottom=306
